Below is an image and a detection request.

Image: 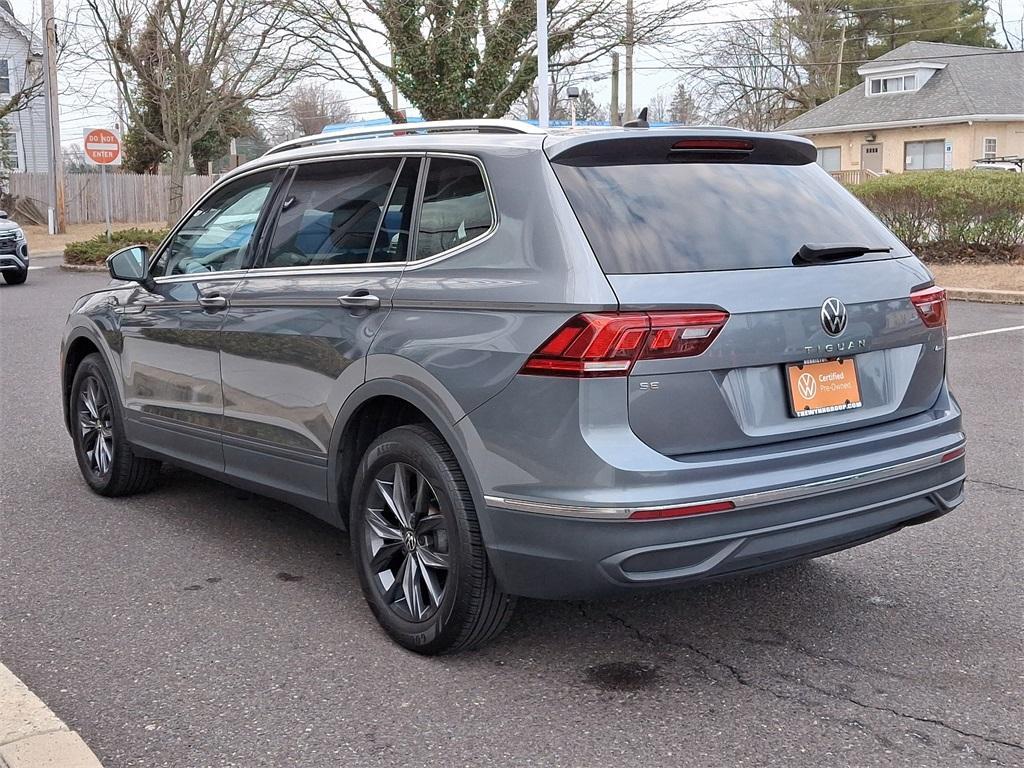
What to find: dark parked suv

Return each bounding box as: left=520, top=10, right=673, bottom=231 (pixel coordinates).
left=0, top=211, right=30, bottom=285
left=60, top=120, right=966, bottom=653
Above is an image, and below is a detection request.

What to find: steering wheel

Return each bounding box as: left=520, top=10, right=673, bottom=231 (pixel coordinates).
left=177, top=246, right=242, bottom=274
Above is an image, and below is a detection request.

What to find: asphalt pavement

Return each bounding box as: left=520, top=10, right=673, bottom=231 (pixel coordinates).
left=1, top=267, right=1021, bottom=768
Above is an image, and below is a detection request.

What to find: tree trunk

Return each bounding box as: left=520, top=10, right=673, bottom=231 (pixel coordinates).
left=166, top=144, right=191, bottom=227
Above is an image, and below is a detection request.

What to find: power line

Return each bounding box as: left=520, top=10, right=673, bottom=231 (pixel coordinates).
left=662, top=0, right=996, bottom=28
left=635, top=47, right=1022, bottom=69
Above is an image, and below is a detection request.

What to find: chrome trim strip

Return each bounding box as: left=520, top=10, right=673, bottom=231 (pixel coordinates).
left=483, top=442, right=967, bottom=520
left=165, top=152, right=498, bottom=281
left=0, top=254, right=27, bottom=269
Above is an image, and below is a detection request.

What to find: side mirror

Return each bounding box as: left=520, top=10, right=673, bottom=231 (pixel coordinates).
left=107, top=245, right=155, bottom=289
left=0, top=211, right=8, bottom=219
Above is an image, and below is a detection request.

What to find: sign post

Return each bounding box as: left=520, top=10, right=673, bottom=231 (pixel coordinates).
left=83, top=128, right=123, bottom=242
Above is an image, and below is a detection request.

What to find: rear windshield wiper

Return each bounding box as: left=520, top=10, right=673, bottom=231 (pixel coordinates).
left=794, top=243, right=892, bottom=265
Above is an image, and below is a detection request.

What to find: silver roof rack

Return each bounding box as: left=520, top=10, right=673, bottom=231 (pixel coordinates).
left=265, top=119, right=545, bottom=156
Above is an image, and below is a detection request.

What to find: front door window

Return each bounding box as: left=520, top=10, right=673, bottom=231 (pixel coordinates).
left=153, top=171, right=277, bottom=277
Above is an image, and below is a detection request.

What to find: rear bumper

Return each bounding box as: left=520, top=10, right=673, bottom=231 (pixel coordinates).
left=480, top=453, right=965, bottom=599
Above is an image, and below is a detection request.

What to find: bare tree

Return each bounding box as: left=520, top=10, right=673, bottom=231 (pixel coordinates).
left=294, top=0, right=705, bottom=121
left=287, top=82, right=354, bottom=136
left=85, top=0, right=307, bottom=225
left=993, top=0, right=1023, bottom=49
left=692, top=0, right=841, bottom=131
left=647, top=90, right=668, bottom=122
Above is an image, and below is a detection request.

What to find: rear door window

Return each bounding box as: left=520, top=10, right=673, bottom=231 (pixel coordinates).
left=414, top=157, right=493, bottom=260
left=552, top=162, right=909, bottom=274
left=371, top=157, right=422, bottom=263
left=265, top=157, right=400, bottom=269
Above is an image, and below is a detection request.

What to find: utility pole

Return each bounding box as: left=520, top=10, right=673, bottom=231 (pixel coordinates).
left=536, top=0, right=549, bottom=128
left=390, top=45, right=400, bottom=113
left=41, top=0, right=65, bottom=233
left=624, top=0, right=634, bottom=122
left=610, top=52, right=620, bottom=126
left=834, top=23, right=846, bottom=97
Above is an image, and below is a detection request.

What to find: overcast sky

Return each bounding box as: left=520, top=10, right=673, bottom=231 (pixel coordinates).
left=10, top=0, right=1024, bottom=147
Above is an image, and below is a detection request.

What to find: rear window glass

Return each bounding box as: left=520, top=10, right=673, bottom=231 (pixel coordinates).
left=552, top=162, right=909, bottom=274
left=415, top=157, right=492, bottom=260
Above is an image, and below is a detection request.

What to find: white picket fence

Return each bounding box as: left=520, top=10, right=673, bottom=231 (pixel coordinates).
left=9, top=172, right=219, bottom=225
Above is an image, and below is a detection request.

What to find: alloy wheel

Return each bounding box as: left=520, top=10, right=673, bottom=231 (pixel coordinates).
left=364, top=462, right=451, bottom=622
left=78, top=375, right=114, bottom=477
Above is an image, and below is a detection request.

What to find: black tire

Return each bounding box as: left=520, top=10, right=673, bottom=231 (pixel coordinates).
left=350, top=424, right=516, bottom=654
left=3, top=268, right=27, bottom=285
left=70, top=353, right=160, bottom=496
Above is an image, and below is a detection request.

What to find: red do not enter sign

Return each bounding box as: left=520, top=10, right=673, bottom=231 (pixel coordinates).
left=84, top=128, right=122, bottom=165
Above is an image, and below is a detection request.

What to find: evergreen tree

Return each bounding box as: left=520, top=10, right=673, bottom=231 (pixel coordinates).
left=668, top=82, right=701, bottom=123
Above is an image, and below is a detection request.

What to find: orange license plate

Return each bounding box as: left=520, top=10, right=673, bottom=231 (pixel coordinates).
left=786, top=358, right=862, bottom=418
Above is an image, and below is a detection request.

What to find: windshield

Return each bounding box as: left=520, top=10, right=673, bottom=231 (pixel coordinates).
left=552, top=161, right=910, bottom=274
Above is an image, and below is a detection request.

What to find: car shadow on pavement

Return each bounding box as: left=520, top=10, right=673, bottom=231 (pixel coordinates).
left=143, top=463, right=883, bottom=672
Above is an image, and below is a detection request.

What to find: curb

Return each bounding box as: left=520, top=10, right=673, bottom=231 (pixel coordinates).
left=946, top=287, right=1024, bottom=304
left=59, top=263, right=106, bottom=273
left=0, top=664, right=103, bottom=768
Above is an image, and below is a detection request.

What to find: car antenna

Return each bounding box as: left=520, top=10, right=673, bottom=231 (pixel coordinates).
left=623, top=107, right=649, bottom=129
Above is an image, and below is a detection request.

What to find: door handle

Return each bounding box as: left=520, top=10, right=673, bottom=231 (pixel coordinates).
left=198, top=293, right=229, bottom=311
left=337, top=293, right=381, bottom=310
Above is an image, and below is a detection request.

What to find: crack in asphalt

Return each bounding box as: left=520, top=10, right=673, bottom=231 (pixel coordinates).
left=744, top=630, right=915, bottom=682
left=601, top=609, right=1023, bottom=758
left=966, top=478, right=1024, bottom=494
left=777, top=673, right=1024, bottom=754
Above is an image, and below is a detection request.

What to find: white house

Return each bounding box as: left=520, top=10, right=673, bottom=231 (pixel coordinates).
left=0, top=0, right=48, bottom=173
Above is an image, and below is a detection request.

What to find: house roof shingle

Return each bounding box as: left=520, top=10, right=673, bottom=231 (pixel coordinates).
left=778, top=42, right=1024, bottom=133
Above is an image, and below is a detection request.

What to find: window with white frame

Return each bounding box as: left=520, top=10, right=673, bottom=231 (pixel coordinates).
left=868, top=74, right=917, bottom=95
left=816, top=146, right=841, bottom=172
left=1, top=128, right=21, bottom=171
left=0, top=60, right=10, bottom=95
left=905, top=140, right=945, bottom=171
left=983, top=137, right=997, bottom=159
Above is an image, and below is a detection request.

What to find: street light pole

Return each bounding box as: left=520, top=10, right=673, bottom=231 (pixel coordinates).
left=536, top=0, right=549, bottom=128
left=41, top=0, right=65, bottom=233
left=624, top=0, right=634, bottom=122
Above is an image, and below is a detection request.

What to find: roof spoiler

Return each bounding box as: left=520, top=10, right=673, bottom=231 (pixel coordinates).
left=546, top=131, right=817, bottom=167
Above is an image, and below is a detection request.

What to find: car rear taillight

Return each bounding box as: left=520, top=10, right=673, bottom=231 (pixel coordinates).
left=521, top=311, right=729, bottom=377
left=910, top=287, right=947, bottom=328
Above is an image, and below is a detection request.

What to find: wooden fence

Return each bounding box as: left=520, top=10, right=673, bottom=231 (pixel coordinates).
left=9, top=172, right=219, bottom=225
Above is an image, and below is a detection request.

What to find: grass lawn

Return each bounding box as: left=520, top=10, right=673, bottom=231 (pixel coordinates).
left=931, top=263, right=1024, bottom=293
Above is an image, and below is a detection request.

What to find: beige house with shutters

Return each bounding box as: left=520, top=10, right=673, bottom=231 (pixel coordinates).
left=778, top=42, right=1024, bottom=182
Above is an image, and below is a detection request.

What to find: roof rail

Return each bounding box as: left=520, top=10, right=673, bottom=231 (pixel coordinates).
left=265, top=119, right=545, bottom=156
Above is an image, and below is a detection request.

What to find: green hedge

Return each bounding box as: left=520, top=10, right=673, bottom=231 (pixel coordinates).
left=851, top=171, right=1024, bottom=262
left=63, top=228, right=168, bottom=266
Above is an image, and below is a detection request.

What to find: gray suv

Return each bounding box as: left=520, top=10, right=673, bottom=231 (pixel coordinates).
left=60, top=121, right=966, bottom=654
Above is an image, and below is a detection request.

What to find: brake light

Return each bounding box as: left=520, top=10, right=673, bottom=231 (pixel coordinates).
left=521, top=311, right=729, bottom=377
left=910, top=287, right=947, bottom=328
left=671, top=139, right=754, bottom=151
left=629, top=500, right=735, bottom=520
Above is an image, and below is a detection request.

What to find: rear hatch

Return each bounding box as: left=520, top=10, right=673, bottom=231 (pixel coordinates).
left=546, top=131, right=946, bottom=456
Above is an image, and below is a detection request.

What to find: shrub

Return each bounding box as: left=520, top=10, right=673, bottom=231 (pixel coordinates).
left=64, top=228, right=168, bottom=265
left=851, top=171, right=1024, bottom=263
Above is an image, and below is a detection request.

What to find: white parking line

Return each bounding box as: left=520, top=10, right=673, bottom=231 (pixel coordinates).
left=948, top=325, right=1024, bottom=341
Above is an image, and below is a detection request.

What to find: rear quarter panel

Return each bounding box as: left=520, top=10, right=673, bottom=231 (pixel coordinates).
left=368, top=147, right=618, bottom=417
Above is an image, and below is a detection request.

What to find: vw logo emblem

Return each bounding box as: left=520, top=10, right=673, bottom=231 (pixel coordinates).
left=403, top=530, right=418, bottom=552
left=820, top=297, right=848, bottom=337
left=797, top=372, right=817, bottom=400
